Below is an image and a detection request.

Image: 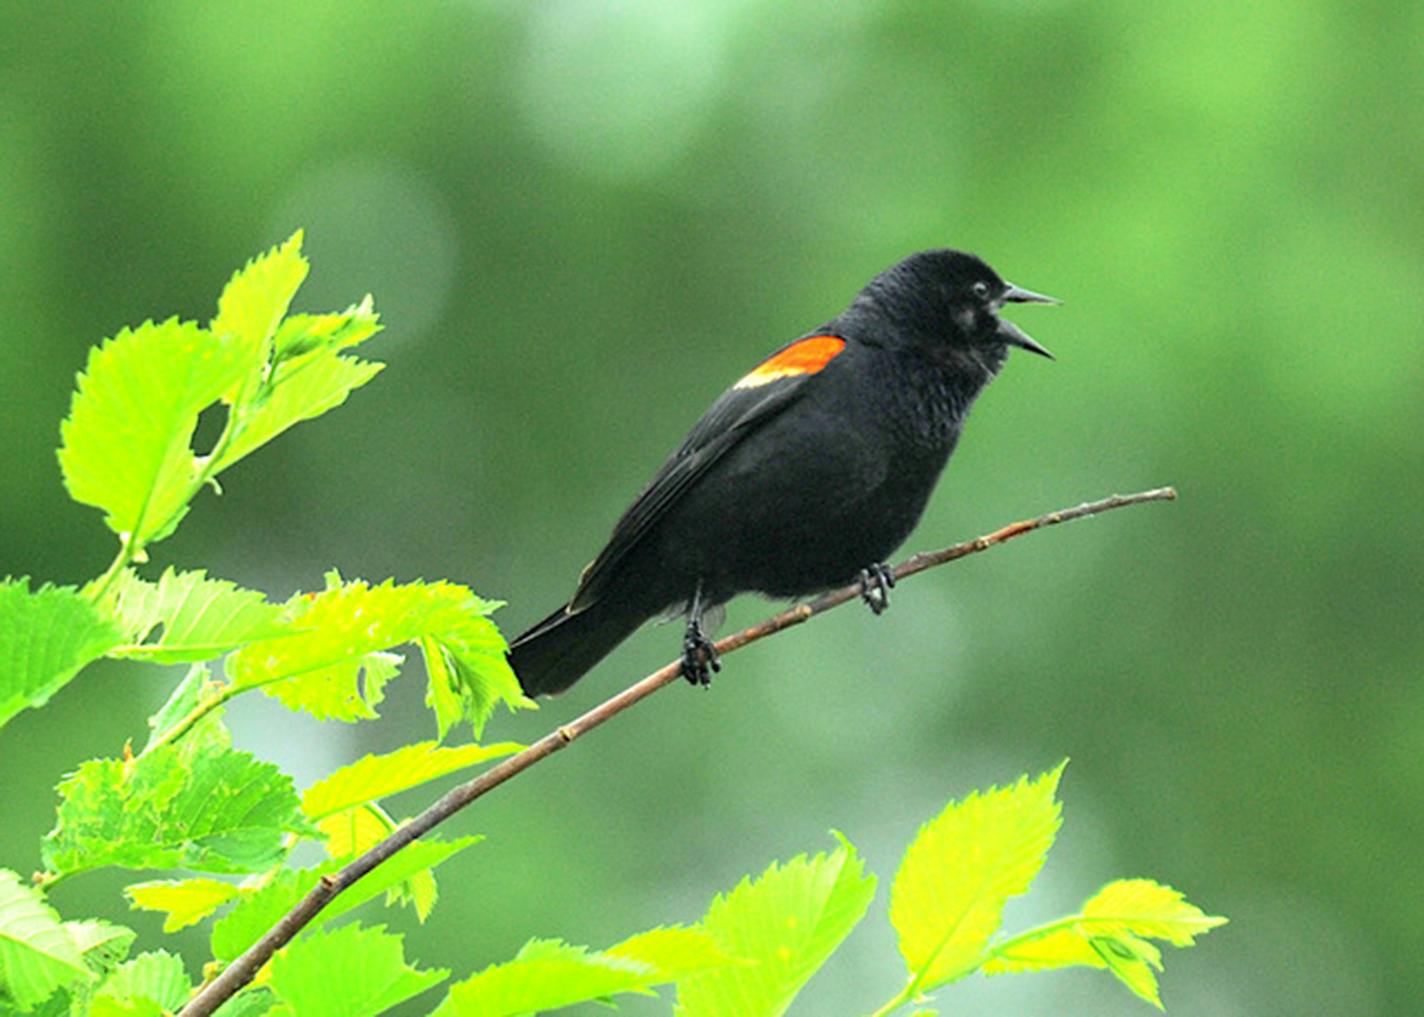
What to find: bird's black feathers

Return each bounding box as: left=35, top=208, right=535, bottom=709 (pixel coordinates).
left=507, top=248, right=1055, bottom=696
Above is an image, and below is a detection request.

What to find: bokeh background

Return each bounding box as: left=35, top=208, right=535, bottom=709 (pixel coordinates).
left=3, top=2, right=1422, bottom=1014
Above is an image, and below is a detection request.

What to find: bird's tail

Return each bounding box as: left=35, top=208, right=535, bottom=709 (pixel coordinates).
left=507, top=598, right=650, bottom=696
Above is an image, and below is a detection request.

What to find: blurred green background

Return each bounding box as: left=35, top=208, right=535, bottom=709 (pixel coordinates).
left=3, top=2, right=1421, bottom=1014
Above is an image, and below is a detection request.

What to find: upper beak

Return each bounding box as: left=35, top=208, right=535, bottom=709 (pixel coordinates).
left=1002, top=282, right=1059, bottom=305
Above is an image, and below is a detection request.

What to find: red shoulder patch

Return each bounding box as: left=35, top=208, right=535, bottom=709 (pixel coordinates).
left=734, top=335, right=845, bottom=389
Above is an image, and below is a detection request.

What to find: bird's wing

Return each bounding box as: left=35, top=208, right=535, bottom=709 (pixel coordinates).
left=568, top=333, right=847, bottom=613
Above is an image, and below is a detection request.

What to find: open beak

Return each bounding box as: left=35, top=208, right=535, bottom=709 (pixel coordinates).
left=996, top=281, right=1057, bottom=359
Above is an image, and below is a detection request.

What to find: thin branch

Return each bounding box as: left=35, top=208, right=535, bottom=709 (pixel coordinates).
left=179, top=486, right=1176, bottom=1016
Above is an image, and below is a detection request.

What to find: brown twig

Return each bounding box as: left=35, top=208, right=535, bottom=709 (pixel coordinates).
left=179, top=486, right=1176, bottom=1016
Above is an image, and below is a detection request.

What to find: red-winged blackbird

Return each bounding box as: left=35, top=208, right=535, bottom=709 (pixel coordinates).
left=509, top=249, right=1055, bottom=696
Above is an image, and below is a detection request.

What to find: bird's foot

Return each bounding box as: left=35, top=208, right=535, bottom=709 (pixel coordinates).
left=681, top=621, right=721, bottom=687
left=859, top=562, right=896, bottom=616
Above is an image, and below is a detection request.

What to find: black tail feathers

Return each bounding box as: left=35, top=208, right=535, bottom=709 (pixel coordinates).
left=507, top=598, right=650, bottom=696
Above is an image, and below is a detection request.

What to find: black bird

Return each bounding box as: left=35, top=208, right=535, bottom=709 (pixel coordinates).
left=508, top=249, right=1056, bottom=696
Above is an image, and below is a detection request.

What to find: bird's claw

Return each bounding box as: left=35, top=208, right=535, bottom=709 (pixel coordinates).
left=681, top=624, right=721, bottom=687
left=859, top=563, right=896, bottom=616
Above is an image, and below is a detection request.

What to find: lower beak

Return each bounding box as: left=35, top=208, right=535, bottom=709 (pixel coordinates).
left=996, top=317, right=1054, bottom=359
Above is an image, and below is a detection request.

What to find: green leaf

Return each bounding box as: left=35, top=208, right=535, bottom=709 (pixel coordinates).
left=124, top=878, right=242, bottom=933
left=210, top=836, right=475, bottom=963
left=228, top=578, right=524, bottom=730
left=211, top=231, right=309, bottom=369
left=61, top=920, right=136, bottom=979
left=888, top=762, right=1065, bottom=993
left=431, top=938, right=662, bottom=1017
left=982, top=879, right=1226, bottom=1008
left=209, top=870, right=312, bottom=966
left=675, top=835, right=876, bottom=1017
left=272, top=297, right=380, bottom=360
left=211, top=988, right=276, bottom=1017
left=102, top=568, right=289, bottom=664
left=144, top=662, right=228, bottom=753
left=58, top=317, right=248, bottom=545
left=421, top=625, right=530, bottom=741
left=42, top=744, right=312, bottom=878
left=301, top=740, right=522, bottom=820
left=605, top=926, right=734, bottom=982
left=89, top=950, right=191, bottom=1017
left=0, top=579, right=120, bottom=730
left=266, top=923, right=446, bottom=1017
left=0, top=869, right=91, bottom=1010
left=214, top=347, right=383, bottom=472
left=312, top=803, right=443, bottom=920
left=326, top=836, right=478, bottom=926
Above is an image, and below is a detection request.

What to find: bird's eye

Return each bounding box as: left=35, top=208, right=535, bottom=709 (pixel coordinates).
left=972, top=281, right=992, bottom=300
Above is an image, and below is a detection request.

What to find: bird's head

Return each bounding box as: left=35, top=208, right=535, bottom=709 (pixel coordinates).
left=856, top=248, right=1057, bottom=363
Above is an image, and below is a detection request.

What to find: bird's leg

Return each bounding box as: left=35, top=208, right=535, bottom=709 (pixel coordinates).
left=681, top=582, right=721, bottom=687
left=858, top=563, right=896, bottom=616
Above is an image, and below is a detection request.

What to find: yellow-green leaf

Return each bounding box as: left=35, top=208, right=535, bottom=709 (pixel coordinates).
left=431, top=938, right=661, bottom=1017
left=0, top=868, right=93, bottom=1009
left=101, top=568, right=289, bottom=664
left=675, top=836, right=876, bottom=1017
left=228, top=577, right=522, bottom=731
left=212, top=231, right=309, bottom=368
left=267, top=923, right=445, bottom=1017
left=0, top=579, right=120, bottom=730
left=1081, top=879, right=1227, bottom=946
left=888, top=762, right=1065, bottom=991
left=58, top=317, right=248, bottom=545
left=301, top=740, right=521, bottom=820
left=124, top=879, right=242, bottom=933
left=982, top=878, right=1225, bottom=1007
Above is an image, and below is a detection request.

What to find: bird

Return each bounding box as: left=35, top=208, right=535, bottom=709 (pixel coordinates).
left=507, top=248, right=1056, bottom=696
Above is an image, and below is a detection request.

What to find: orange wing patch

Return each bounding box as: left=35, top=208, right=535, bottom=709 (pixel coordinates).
left=734, top=335, right=846, bottom=390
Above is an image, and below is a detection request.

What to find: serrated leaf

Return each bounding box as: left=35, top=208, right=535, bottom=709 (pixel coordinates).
left=271, top=296, right=380, bottom=360
left=606, top=926, right=734, bottom=982
left=302, top=740, right=522, bottom=820
left=211, top=987, right=276, bottom=1017
left=313, top=803, right=444, bottom=922
left=675, top=836, right=876, bottom=1017
left=1080, top=879, right=1227, bottom=946
left=42, top=744, right=312, bottom=878
left=317, top=802, right=396, bottom=861
left=61, top=920, right=136, bottom=978
left=228, top=578, right=523, bottom=730
left=431, top=938, right=661, bottom=1017
left=58, top=317, right=248, bottom=545
left=421, top=625, right=530, bottom=741
left=125, top=879, right=242, bottom=933
left=89, top=950, right=191, bottom=1017
left=981, top=927, right=1101, bottom=974
left=0, top=579, right=121, bottom=730
left=144, top=662, right=229, bottom=754
left=0, top=869, right=92, bottom=1010
left=212, top=232, right=309, bottom=370
left=210, top=836, right=475, bottom=964
left=102, top=568, right=289, bottom=663
left=324, top=836, right=478, bottom=926
left=215, top=350, right=384, bottom=472
left=267, top=923, right=446, bottom=1017
left=981, top=878, right=1225, bottom=1007
left=210, top=870, right=313, bottom=966
left=1091, top=934, right=1164, bottom=1009
left=888, top=762, right=1065, bottom=992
